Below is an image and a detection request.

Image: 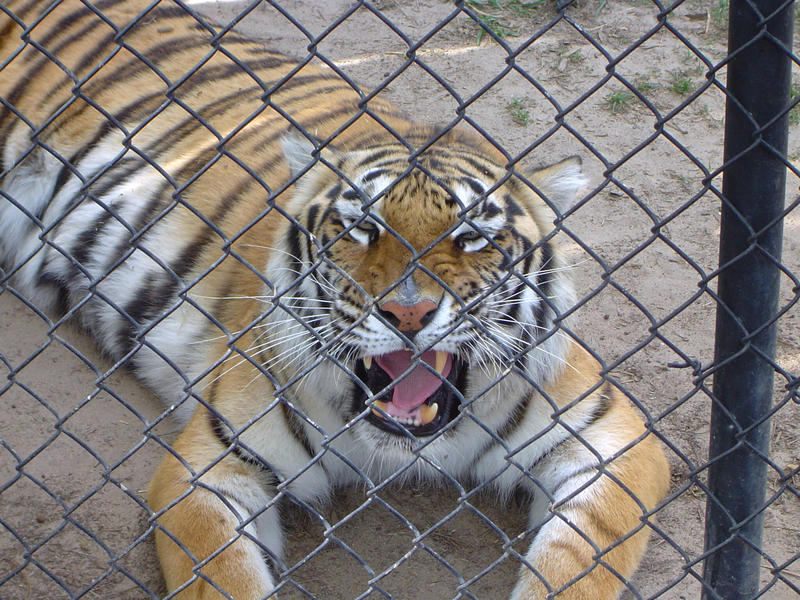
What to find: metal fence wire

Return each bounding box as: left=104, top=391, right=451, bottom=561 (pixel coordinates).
left=0, top=0, right=798, bottom=599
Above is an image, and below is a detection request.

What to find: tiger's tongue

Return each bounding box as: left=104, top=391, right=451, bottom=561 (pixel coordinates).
left=376, top=350, right=452, bottom=412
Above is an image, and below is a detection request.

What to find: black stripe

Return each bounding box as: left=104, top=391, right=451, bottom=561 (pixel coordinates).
left=47, top=164, right=76, bottom=219
left=208, top=406, right=267, bottom=470
left=285, top=223, right=303, bottom=275
left=70, top=209, right=114, bottom=268
left=532, top=241, right=553, bottom=332
left=498, top=351, right=606, bottom=449
left=504, top=194, right=525, bottom=218
left=463, top=177, right=485, bottom=196
left=496, top=392, right=529, bottom=441
left=118, top=271, right=160, bottom=347
left=306, top=204, right=320, bottom=233
left=266, top=72, right=350, bottom=103
left=323, top=183, right=342, bottom=204
left=586, top=381, right=613, bottom=426
left=171, top=229, right=214, bottom=280
left=38, top=270, right=71, bottom=317
left=280, top=402, right=316, bottom=461
left=354, top=148, right=395, bottom=169
left=0, top=14, right=19, bottom=45
left=145, top=4, right=210, bottom=23
left=22, top=122, right=121, bottom=264
left=85, top=156, right=141, bottom=202
left=52, top=81, right=245, bottom=179
left=361, top=168, right=390, bottom=184
left=444, top=153, right=490, bottom=177
left=550, top=463, right=604, bottom=506
left=484, top=202, right=502, bottom=218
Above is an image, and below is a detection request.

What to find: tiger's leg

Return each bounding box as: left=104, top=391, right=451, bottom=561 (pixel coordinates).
left=148, top=407, right=286, bottom=600
left=511, top=400, right=669, bottom=600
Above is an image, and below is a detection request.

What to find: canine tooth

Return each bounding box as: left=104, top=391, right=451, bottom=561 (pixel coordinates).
left=435, top=351, right=447, bottom=374
left=363, top=356, right=372, bottom=369
left=420, top=402, right=439, bottom=425
left=371, top=400, right=388, bottom=418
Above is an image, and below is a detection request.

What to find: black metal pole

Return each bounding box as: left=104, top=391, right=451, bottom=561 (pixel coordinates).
left=703, top=0, right=793, bottom=598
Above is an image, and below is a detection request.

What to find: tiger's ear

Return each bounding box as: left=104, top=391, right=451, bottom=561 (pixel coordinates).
left=528, top=156, right=587, bottom=214
left=281, top=130, right=319, bottom=180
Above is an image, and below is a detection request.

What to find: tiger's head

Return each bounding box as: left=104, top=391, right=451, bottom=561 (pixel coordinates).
left=265, top=128, right=586, bottom=443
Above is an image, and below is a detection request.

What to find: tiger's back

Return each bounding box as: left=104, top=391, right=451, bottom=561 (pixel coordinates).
left=0, top=2, right=669, bottom=599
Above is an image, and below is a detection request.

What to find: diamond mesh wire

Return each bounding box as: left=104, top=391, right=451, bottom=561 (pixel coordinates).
left=0, top=1, right=798, bottom=599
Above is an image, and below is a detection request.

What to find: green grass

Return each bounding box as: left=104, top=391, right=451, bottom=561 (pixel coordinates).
left=559, top=48, right=585, bottom=62
left=790, top=82, right=800, bottom=126
left=712, top=0, right=729, bottom=27
left=508, top=98, right=531, bottom=125
left=634, top=79, right=659, bottom=95
left=465, top=0, right=545, bottom=43
left=669, top=72, right=694, bottom=96
left=603, top=90, right=635, bottom=113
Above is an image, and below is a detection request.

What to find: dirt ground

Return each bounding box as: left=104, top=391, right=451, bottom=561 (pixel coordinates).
left=1, top=1, right=799, bottom=599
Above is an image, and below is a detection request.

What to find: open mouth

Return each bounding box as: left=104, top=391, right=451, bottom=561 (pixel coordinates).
left=353, top=350, right=465, bottom=437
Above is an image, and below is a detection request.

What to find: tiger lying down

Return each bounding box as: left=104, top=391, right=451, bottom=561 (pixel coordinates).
left=0, top=1, right=670, bottom=598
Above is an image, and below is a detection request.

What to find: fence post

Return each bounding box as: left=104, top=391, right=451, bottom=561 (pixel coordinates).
left=702, top=0, right=794, bottom=598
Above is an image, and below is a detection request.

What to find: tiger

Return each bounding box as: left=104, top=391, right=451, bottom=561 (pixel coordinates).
left=0, top=1, right=670, bottom=598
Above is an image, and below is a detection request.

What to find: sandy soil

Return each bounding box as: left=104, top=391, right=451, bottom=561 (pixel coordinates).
left=1, top=1, right=799, bottom=599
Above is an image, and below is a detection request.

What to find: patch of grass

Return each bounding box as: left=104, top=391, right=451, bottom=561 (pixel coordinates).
left=790, top=82, right=800, bottom=126
left=669, top=171, right=691, bottom=189
left=695, top=103, right=711, bottom=120
left=465, top=0, right=545, bottom=43
left=634, top=79, right=659, bottom=95
left=506, top=0, right=545, bottom=15
left=681, top=51, right=706, bottom=76
left=508, top=98, right=531, bottom=125
left=669, top=72, right=694, bottom=96
left=559, top=48, right=585, bottom=62
left=603, top=90, right=635, bottom=113
left=712, top=0, right=729, bottom=27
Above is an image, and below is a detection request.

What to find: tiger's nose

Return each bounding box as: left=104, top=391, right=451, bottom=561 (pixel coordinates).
left=378, top=300, right=438, bottom=332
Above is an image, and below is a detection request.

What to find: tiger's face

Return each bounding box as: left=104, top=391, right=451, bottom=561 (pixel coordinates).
left=269, top=133, right=585, bottom=441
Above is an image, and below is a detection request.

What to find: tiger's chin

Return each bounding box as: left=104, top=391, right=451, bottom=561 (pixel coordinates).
left=352, top=350, right=468, bottom=438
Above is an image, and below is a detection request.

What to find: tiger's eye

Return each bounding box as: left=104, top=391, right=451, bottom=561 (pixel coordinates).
left=455, top=230, right=489, bottom=251
left=355, top=221, right=379, bottom=244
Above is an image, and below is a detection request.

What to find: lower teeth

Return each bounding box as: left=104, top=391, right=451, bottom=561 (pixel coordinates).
left=370, top=401, right=439, bottom=428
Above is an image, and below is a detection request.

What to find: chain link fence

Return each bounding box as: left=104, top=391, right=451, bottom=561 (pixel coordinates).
left=1, top=0, right=798, bottom=598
